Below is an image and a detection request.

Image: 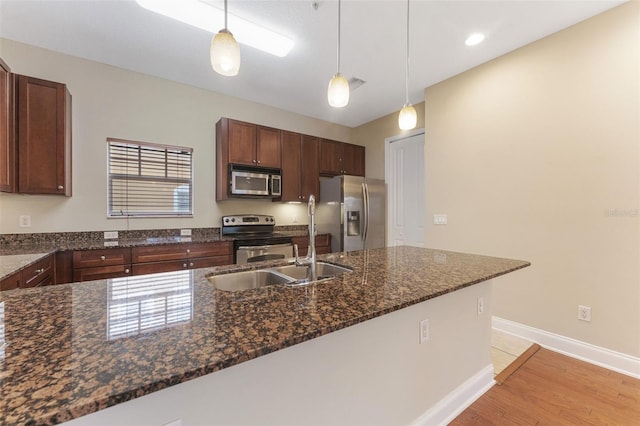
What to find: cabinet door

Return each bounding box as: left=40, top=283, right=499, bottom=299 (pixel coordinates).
left=0, top=58, right=15, bottom=193
left=342, top=143, right=365, bottom=176
left=280, top=131, right=301, bottom=202
left=0, top=270, right=21, bottom=291
left=256, top=126, right=281, bottom=168
left=300, top=135, right=319, bottom=201
left=227, top=119, right=257, bottom=166
left=319, top=139, right=343, bottom=176
left=17, top=75, right=71, bottom=195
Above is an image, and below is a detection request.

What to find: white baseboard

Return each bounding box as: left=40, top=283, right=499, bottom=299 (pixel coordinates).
left=493, top=316, right=640, bottom=379
left=410, top=364, right=495, bottom=426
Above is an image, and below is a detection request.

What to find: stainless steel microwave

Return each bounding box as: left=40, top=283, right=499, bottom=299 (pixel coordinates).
left=230, top=169, right=281, bottom=197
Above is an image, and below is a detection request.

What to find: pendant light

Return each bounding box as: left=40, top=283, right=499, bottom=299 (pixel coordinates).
left=210, top=0, right=240, bottom=76
left=398, top=0, right=417, bottom=130
left=327, top=0, right=349, bottom=108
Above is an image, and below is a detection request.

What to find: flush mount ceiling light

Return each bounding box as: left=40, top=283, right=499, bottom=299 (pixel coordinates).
left=465, top=32, right=486, bottom=46
left=210, top=0, right=240, bottom=76
left=327, top=0, right=349, bottom=108
left=136, top=0, right=294, bottom=58
left=398, top=0, right=417, bottom=130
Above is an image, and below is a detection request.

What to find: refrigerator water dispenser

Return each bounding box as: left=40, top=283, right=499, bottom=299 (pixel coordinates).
left=347, top=211, right=360, bottom=236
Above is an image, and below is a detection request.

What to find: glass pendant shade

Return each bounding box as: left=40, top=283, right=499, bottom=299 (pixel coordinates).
left=210, top=29, right=241, bottom=76
left=327, top=73, right=350, bottom=108
left=398, top=104, right=417, bottom=130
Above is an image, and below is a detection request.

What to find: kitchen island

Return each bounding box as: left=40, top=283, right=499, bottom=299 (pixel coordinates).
left=0, top=246, right=529, bottom=425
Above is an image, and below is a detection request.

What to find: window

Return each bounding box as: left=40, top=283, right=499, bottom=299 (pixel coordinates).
left=107, top=138, right=193, bottom=217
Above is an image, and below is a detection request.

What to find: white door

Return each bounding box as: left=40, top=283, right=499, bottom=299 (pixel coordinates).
left=386, top=131, right=425, bottom=247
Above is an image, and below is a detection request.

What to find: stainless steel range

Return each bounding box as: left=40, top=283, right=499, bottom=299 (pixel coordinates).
left=222, top=214, right=293, bottom=264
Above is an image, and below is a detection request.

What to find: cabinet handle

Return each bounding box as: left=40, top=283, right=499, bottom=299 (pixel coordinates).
left=183, top=263, right=188, bottom=268
left=57, top=185, right=64, bottom=190
left=257, top=160, right=261, bottom=164
left=252, top=159, right=257, bottom=163
left=35, top=268, right=44, bottom=274
left=100, top=255, right=106, bottom=261
left=186, top=249, right=190, bottom=254
left=125, top=269, right=130, bottom=274
left=189, top=262, right=194, bottom=267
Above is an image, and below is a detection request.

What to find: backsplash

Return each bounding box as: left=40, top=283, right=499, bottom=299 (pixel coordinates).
left=0, top=225, right=309, bottom=249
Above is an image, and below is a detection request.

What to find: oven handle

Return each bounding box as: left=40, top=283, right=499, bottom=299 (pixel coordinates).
left=237, top=243, right=293, bottom=250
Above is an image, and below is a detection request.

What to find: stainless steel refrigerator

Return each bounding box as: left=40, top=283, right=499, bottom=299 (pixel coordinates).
left=316, top=175, right=386, bottom=253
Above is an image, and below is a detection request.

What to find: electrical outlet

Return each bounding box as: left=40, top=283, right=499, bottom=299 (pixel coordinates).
left=104, top=231, right=118, bottom=239
left=433, top=214, right=447, bottom=225
left=180, top=228, right=192, bottom=237
left=477, top=297, right=484, bottom=315
left=19, top=215, right=31, bottom=228
left=419, top=319, right=429, bottom=344
left=578, top=305, right=592, bottom=322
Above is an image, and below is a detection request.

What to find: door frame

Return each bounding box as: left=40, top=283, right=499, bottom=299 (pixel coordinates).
left=384, top=128, right=426, bottom=247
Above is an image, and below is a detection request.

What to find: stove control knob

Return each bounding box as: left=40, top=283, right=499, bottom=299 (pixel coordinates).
left=231, top=218, right=236, bottom=223
left=224, top=218, right=229, bottom=223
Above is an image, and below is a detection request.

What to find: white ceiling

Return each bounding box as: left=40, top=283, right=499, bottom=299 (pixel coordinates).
left=0, top=0, right=624, bottom=128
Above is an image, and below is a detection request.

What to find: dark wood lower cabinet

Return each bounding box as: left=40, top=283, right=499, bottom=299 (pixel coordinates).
left=69, top=241, right=234, bottom=283
left=73, top=264, right=131, bottom=282
left=292, top=234, right=332, bottom=256
left=0, top=270, right=22, bottom=291
left=1, top=254, right=54, bottom=290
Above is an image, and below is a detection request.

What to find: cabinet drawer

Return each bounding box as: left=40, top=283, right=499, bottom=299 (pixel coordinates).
left=73, top=264, right=132, bottom=282
left=132, top=260, right=188, bottom=276
left=132, top=245, right=189, bottom=263
left=0, top=271, right=22, bottom=291
left=132, top=255, right=234, bottom=276
left=73, top=247, right=131, bottom=268
left=187, top=242, right=233, bottom=258
left=190, top=255, right=234, bottom=269
left=22, top=255, right=53, bottom=288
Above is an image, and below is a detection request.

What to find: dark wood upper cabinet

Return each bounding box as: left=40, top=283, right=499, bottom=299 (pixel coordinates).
left=217, top=117, right=282, bottom=200
left=0, top=58, right=15, bottom=193
left=16, top=75, right=72, bottom=196
left=319, top=139, right=343, bottom=175
left=319, top=139, right=365, bottom=177
left=342, top=143, right=365, bottom=176
left=280, top=131, right=319, bottom=202
left=225, top=118, right=281, bottom=168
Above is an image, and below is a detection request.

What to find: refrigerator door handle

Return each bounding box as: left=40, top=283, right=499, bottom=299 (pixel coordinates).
left=362, top=182, right=369, bottom=243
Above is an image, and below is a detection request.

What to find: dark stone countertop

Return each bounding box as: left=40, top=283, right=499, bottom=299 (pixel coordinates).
left=0, top=246, right=530, bottom=425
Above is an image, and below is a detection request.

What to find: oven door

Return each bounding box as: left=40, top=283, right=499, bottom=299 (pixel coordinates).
left=236, top=243, right=293, bottom=264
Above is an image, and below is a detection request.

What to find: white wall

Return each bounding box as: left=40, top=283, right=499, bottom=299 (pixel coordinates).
left=353, top=3, right=639, bottom=360
left=0, top=39, right=352, bottom=234
left=423, top=3, right=639, bottom=357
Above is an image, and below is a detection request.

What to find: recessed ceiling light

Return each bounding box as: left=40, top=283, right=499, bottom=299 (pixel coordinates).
left=136, top=0, right=294, bottom=57
left=465, top=33, right=485, bottom=46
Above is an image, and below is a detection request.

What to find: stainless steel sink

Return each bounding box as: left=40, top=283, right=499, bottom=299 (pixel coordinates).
left=270, top=262, right=352, bottom=283
left=207, top=269, right=294, bottom=292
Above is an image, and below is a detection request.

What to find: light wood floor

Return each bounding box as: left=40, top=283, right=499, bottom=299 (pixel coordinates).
left=451, top=347, right=640, bottom=425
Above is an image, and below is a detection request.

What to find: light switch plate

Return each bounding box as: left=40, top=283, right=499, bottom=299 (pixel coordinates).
left=433, top=214, right=447, bottom=225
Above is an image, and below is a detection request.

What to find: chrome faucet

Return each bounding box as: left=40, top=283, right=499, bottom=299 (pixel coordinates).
left=294, top=195, right=317, bottom=281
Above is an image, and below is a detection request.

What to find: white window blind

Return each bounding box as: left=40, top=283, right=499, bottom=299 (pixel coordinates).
left=107, top=138, right=193, bottom=217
